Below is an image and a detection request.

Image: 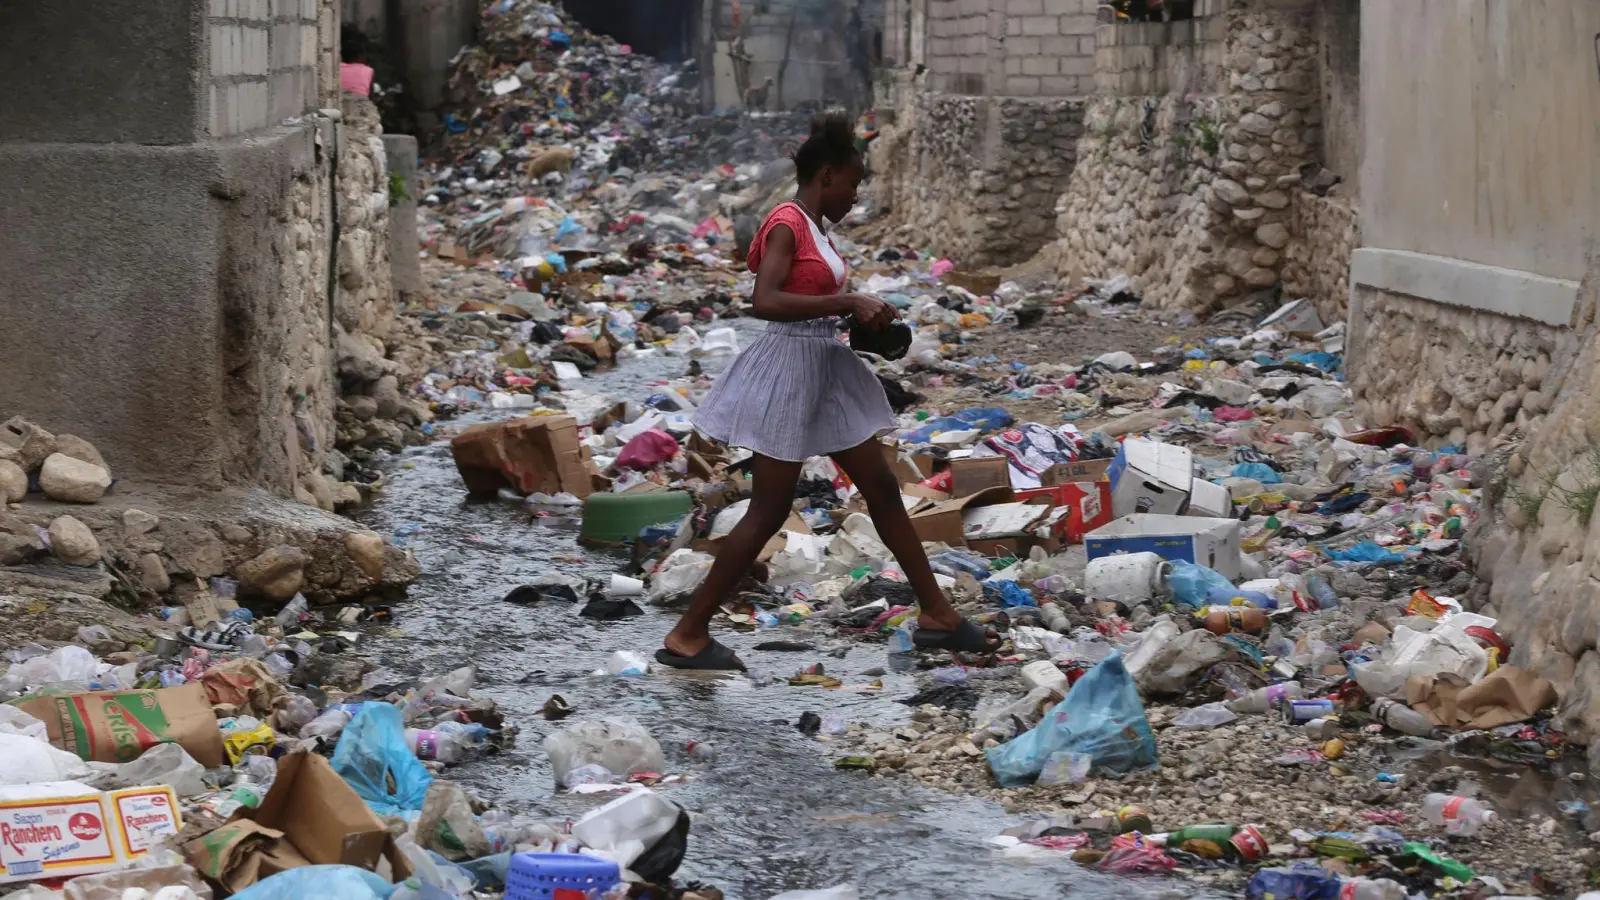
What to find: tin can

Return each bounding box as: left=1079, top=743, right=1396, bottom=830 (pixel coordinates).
left=1115, top=805, right=1152, bottom=834
left=1229, top=825, right=1268, bottom=862
left=1283, top=698, right=1336, bottom=724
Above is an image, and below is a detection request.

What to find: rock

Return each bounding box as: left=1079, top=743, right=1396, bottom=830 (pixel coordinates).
left=1239, top=112, right=1276, bottom=136
left=0, top=460, right=25, bottom=503
left=1256, top=101, right=1284, bottom=119
left=1255, top=190, right=1290, bottom=210
left=0, top=417, right=56, bottom=473
left=38, top=454, right=112, bottom=503
left=122, top=508, right=160, bottom=535
left=336, top=331, right=396, bottom=384
left=334, top=483, right=363, bottom=510
left=53, top=434, right=108, bottom=472
left=345, top=530, right=386, bottom=581
left=220, top=524, right=253, bottom=544
left=0, top=531, right=44, bottom=565
left=1255, top=222, right=1291, bottom=249
left=371, top=375, right=404, bottom=419
left=1244, top=267, right=1279, bottom=287
left=1233, top=207, right=1266, bottom=221
left=235, top=545, right=307, bottom=601
left=292, top=651, right=372, bottom=691
left=346, top=395, right=379, bottom=421
left=138, top=553, right=171, bottom=593
left=48, top=515, right=100, bottom=566
left=301, top=471, right=337, bottom=512
left=1212, top=178, right=1250, bottom=206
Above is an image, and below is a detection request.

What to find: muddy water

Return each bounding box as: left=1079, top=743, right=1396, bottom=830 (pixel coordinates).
left=360, top=323, right=1211, bottom=900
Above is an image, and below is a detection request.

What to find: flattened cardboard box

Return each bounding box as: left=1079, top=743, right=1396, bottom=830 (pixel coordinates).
left=909, top=487, right=1015, bottom=547
left=183, top=752, right=411, bottom=893
left=449, top=415, right=592, bottom=499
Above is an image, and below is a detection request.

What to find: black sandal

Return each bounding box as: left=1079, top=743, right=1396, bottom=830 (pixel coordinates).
left=912, top=619, right=1002, bottom=654
left=655, top=639, right=747, bottom=671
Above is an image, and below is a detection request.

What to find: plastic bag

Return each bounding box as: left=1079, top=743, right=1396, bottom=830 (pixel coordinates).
left=87, top=742, right=207, bottom=797
left=985, top=653, right=1157, bottom=786
left=615, top=429, right=680, bottom=470
left=60, top=865, right=213, bottom=900
left=1126, top=621, right=1231, bottom=695
left=1173, top=702, right=1238, bottom=730
left=1326, top=541, right=1407, bottom=564
left=416, top=781, right=492, bottom=862
left=1231, top=462, right=1282, bottom=484
left=228, top=866, right=395, bottom=900
left=545, top=718, right=664, bottom=788
left=331, top=703, right=433, bottom=816
left=0, top=732, right=91, bottom=785
left=1166, top=561, right=1235, bottom=608
left=0, top=705, right=48, bottom=741
left=648, top=550, right=714, bottom=604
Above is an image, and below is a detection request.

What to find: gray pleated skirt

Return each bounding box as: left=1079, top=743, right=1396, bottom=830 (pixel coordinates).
left=693, top=318, right=897, bottom=462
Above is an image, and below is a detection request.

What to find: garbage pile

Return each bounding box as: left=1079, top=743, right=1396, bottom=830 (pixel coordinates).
left=0, top=603, right=693, bottom=897
left=439, top=248, right=1589, bottom=895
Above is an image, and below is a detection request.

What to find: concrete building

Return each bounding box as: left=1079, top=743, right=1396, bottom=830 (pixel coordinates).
left=0, top=0, right=403, bottom=504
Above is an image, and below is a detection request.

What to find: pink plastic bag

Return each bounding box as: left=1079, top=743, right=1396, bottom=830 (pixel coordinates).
left=616, top=429, right=681, bottom=470
left=930, top=258, right=955, bottom=277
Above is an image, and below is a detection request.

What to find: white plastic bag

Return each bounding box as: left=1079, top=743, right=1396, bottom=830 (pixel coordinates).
left=1390, top=621, right=1488, bottom=684
left=648, top=550, right=714, bottom=604
left=0, top=705, right=48, bottom=742
left=767, top=887, right=860, bottom=900
left=698, top=327, right=739, bottom=355
left=0, top=733, right=92, bottom=784
left=85, top=742, right=207, bottom=797
left=545, top=718, right=664, bottom=788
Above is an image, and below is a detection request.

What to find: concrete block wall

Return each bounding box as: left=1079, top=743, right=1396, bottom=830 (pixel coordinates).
left=208, top=0, right=322, bottom=137
left=1092, top=16, right=1227, bottom=96
left=1000, top=0, right=1098, bottom=96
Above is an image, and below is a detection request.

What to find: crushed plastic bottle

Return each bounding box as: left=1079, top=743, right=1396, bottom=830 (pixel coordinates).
left=1422, top=793, right=1496, bottom=836
left=1227, top=682, right=1304, bottom=714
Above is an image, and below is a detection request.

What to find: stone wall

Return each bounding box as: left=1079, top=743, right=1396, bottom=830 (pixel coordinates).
left=1468, top=256, right=1600, bottom=745
left=1054, top=4, right=1323, bottom=312
left=878, top=91, right=1084, bottom=265
left=1281, top=190, right=1356, bottom=325
left=1345, top=288, right=1558, bottom=457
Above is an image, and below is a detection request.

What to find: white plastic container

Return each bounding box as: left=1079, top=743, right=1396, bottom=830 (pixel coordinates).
left=1020, top=660, right=1069, bottom=697
left=1084, top=552, right=1171, bottom=604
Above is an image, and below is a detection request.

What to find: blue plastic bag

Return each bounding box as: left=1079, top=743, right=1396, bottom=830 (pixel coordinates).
left=1245, top=865, right=1342, bottom=900
left=985, top=579, right=1037, bottom=609
left=952, top=407, right=1014, bottom=430
left=985, top=653, right=1157, bottom=786
left=1166, top=560, right=1236, bottom=608
left=332, top=703, right=433, bottom=816
left=1230, top=462, right=1282, bottom=484
left=230, top=866, right=395, bottom=900
left=1286, top=351, right=1341, bottom=372
left=901, top=416, right=967, bottom=444
left=1324, top=541, right=1407, bottom=565
left=1205, top=585, right=1277, bottom=610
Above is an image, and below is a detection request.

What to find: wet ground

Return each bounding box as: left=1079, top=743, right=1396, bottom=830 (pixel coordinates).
left=359, top=320, right=1217, bottom=900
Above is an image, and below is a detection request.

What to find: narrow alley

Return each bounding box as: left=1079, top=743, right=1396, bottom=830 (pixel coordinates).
left=1, top=1, right=1599, bottom=900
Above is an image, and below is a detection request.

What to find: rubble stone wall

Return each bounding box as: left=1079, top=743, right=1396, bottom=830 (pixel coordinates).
left=1054, top=3, right=1325, bottom=312
left=1281, top=190, right=1357, bottom=325
left=881, top=91, right=1084, bottom=266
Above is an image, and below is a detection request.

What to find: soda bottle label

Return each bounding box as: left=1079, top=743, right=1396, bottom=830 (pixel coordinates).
left=1229, top=825, right=1267, bottom=861
left=415, top=730, right=441, bottom=760
left=1266, top=684, right=1288, bottom=706
left=1441, top=796, right=1464, bottom=821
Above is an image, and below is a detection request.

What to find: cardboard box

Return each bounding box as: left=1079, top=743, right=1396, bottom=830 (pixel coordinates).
left=1260, top=298, right=1324, bottom=335
left=1187, top=478, right=1233, bottom=518
left=1020, top=481, right=1114, bottom=545
left=949, top=456, right=1011, bottom=497
left=909, top=487, right=1015, bottom=547
left=1085, top=514, right=1244, bottom=579
left=449, top=415, right=592, bottom=499
left=185, top=752, right=411, bottom=894
left=0, top=782, right=181, bottom=885
left=881, top=444, right=938, bottom=487
left=13, top=683, right=226, bottom=768
left=1108, top=439, right=1193, bottom=516
left=1039, top=457, right=1113, bottom=486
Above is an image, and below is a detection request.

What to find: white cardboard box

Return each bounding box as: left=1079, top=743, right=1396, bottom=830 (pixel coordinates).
left=1108, top=439, right=1193, bottom=516
left=1085, top=514, right=1244, bottom=579
left=1187, top=478, right=1233, bottom=518
left=0, top=781, right=181, bottom=885
left=1260, top=298, right=1324, bottom=335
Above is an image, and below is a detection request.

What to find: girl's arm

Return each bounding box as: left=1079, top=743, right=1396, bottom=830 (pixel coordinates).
left=750, top=225, right=892, bottom=327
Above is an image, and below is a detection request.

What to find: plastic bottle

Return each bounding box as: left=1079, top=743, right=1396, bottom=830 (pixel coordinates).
left=1227, top=682, right=1304, bottom=713
left=687, top=741, right=715, bottom=762
left=1246, top=866, right=1343, bottom=900
left=1422, top=794, right=1496, bottom=836
left=1304, top=575, right=1339, bottom=609
left=1037, top=600, right=1069, bottom=633
left=1340, top=877, right=1408, bottom=900
left=275, top=593, right=309, bottom=629
left=406, top=727, right=470, bottom=764
left=1202, top=607, right=1267, bottom=635
left=1372, top=698, right=1439, bottom=738
left=299, top=708, right=353, bottom=740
